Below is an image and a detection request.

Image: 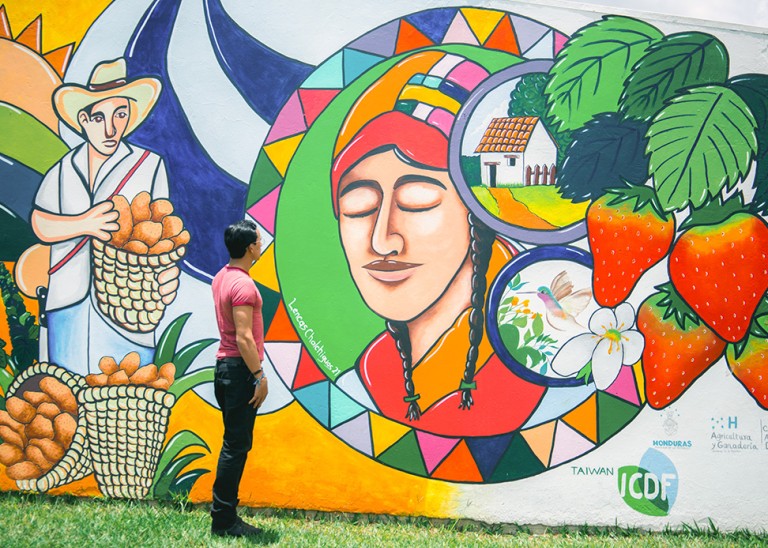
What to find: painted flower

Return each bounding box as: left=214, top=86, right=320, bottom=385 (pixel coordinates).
left=551, top=303, right=644, bottom=390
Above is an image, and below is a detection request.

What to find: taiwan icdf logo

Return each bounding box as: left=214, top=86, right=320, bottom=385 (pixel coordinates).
left=617, top=448, right=678, bottom=516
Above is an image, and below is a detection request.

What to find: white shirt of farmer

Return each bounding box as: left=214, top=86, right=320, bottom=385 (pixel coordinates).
left=34, top=141, right=169, bottom=337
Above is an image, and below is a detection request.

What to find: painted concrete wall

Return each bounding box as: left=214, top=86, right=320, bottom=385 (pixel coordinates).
left=1, top=0, right=768, bottom=532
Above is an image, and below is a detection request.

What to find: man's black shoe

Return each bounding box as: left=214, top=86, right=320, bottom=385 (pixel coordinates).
left=211, top=517, right=264, bottom=537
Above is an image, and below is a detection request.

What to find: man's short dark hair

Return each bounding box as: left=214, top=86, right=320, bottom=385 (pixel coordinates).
left=224, top=220, right=259, bottom=259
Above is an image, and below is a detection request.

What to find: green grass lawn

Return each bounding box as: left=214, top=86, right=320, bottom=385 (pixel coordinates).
left=1, top=492, right=765, bottom=547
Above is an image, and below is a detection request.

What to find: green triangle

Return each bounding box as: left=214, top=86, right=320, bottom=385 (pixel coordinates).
left=490, top=433, right=546, bottom=482
left=377, top=430, right=427, bottom=476
left=247, top=148, right=284, bottom=207
left=597, top=391, right=641, bottom=443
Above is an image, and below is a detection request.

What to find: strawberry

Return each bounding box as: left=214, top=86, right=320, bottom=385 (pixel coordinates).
left=727, top=335, right=768, bottom=409
left=725, top=300, right=768, bottom=409
left=669, top=210, right=768, bottom=342
left=638, top=284, right=726, bottom=409
left=587, top=184, right=675, bottom=307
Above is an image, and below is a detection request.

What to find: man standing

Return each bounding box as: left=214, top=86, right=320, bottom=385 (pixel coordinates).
left=30, top=58, right=179, bottom=374
left=210, top=220, right=268, bottom=537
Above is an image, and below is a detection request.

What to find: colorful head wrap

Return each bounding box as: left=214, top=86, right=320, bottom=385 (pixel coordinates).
left=330, top=51, right=490, bottom=215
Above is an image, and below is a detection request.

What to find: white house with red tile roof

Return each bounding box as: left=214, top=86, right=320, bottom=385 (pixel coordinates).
left=474, top=116, right=557, bottom=187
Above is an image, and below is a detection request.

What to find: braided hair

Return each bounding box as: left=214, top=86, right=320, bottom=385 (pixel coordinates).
left=386, top=212, right=495, bottom=420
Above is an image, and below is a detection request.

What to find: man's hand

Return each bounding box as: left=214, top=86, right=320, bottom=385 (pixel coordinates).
left=158, top=266, right=180, bottom=305
left=249, top=377, right=268, bottom=409
left=82, top=201, right=119, bottom=241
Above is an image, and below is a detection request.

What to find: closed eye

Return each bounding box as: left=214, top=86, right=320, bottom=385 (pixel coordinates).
left=398, top=203, right=439, bottom=213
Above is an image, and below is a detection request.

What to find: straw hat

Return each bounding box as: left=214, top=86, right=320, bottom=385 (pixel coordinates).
left=54, top=58, right=162, bottom=136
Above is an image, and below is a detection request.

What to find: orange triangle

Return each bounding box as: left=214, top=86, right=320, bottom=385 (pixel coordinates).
left=430, top=440, right=483, bottom=482
left=460, top=8, right=505, bottom=44
left=0, top=6, right=11, bottom=40
left=15, top=16, right=42, bottom=52
left=520, top=421, right=557, bottom=467
left=43, top=43, right=74, bottom=78
left=266, top=300, right=300, bottom=342
left=395, top=20, right=434, bottom=55
left=484, top=16, right=520, bottom=56
left=562, top=393, right=598, bottom=443
left=370, top=412, right=411, bottom=457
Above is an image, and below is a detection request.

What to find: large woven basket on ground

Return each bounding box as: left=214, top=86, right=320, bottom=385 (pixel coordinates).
left=91, top=239, right=186, bottom=333
left=7, top=363, right=92, bottom=492
left=79, top=384, right=175, bottom=499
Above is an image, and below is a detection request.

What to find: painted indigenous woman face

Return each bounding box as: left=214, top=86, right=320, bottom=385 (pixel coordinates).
left=338, top=149, right=471, bottom=322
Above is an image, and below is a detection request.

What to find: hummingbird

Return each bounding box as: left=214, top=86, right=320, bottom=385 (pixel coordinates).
left=525, top=271, right=592, bottom=331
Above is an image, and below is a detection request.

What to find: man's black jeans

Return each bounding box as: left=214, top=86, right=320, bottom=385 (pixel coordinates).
left=211, top=357, right=257, bottom=530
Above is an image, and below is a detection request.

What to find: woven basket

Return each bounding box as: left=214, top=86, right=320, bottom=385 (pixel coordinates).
left=91, top=239, right=186, bottom=333
left=6, top=363, right=92, bottom=492
left=79, top=384, right=175, bottom=499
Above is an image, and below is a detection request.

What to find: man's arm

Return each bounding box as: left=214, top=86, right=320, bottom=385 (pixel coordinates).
left=233, top=305, right=268, bottom=408
left=31, top=203, right=119, bottom=243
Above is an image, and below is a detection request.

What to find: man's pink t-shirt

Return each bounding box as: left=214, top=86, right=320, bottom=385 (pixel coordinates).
left=212, top=265, right=265, bottom=360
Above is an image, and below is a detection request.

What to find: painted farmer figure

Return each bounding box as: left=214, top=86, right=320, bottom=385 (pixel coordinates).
left=30, top=58, right=179, bottom=375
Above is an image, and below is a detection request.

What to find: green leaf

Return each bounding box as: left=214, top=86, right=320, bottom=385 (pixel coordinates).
left=621, top=32, right=729, bottom=122
left=169, top=469, right=210, bottom=496
left=498, top=323, right=521, bottom=353
left=545, top=16, right=662, bottom=132
left=532, top=314, right=544, bottom=337
left=152, top=430, right=209, bottom=492
left=728, top=74, right=768, bottom=216
left=153, top=452, right=206, bottom=499
left=154, top=313, right=191, bottom=367
left=172, top=339, right=217, bottom=378
left=647, top=85, right=758, bottom=212
left=168, top=367, right=215, bottom=400
left=0, top=367, right=13, bottom=397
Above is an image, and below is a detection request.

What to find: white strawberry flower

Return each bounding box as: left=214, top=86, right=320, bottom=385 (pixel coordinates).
left=551, top=303, right=645, bottom=390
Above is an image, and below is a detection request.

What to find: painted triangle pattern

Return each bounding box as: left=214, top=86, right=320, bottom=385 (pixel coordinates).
left=246, top=184, right=280, bottom=235
left=520, top=420, right=557, bottom=467
left=549, top=420, right=595, bottom=467
left=294, top=380, right=330, bottom=427
left=247, top=149, right=284, bottom=207
left=332, top=412, right=373, bottom=456
left=346, top=20, right=399, bottom=58
left=335, top=369, right=378, bottom=411
left=0, top=6, right=11, bottom=40
left=508, top=14, right=550, bottom=53
left=395, top=19, right=434, bottom=54
left=343, top=49, right=385, bottom=86
left=263, top=133, right=305, bottom=177
left=460, top=8, right=505, bottom=44
left=554, top=31, right=569, bottom=55
left=605, top=365, right=641, bottom=406
left=523, top=30, right=554, bottom=59
left=430, top=440, right=483, bottom=482
left=298, top=88, right=340, bottom=127
left=484, top=15, right=520, bottom=56
left=404, top=8, right=458, bottom=45
left=442, top=12, right=479, bottom=46
left=265, top=341, right=302, bottom=389
left=415, top=431, right=461, bottom=474
left=16, top=17, right=41, bottom=51
left=264, top=91, right=307, bottom=145
left=248, top=245, right=279, bottom=292
left=370, top=412, right=411, bottom=456
left=330, top=383, right=366, bottom=428
left=562, top=393, right=598, bottom=443
left=265, top=300, right=300, bottom=342
left=378, top=430, right=427, bottom=476
left=466, top=433, right=513, bottom=480
left=292, top=347, right=328, bottom=390
left=302, top=50, right=345, bottom=89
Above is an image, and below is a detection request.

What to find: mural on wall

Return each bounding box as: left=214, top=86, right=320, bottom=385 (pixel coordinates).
left=0, top=0, right=767, bottom=527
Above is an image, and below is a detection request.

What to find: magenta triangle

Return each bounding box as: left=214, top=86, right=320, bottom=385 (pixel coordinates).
left=265, top=342, right=302, bottom=390
left=554, top=31, right=569, bottom=55
left=416, top=430, right=461, bottom=473
left=264, top=91, right=307, bottom=145
left=549, top=421, right=595, bottom=467
left=246, top=185, right=280, bottom=235
left=605, top=365, right=641, bottom=406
